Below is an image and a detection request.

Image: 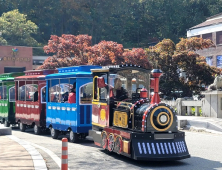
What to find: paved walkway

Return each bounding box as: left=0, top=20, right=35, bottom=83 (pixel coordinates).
left=177, top=116, right=222, bottom=133
left=0, top=136, right=34, bottom=170
left=0, top=116, right=221, bottom=170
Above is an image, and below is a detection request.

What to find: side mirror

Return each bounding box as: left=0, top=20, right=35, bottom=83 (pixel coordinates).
left=97, top=77, right=107, bottom=88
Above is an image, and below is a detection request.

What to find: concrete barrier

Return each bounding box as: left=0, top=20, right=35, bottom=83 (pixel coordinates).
left=0, top=127, right=12, bottom=135
left=162, top=99, right=202, bottom=116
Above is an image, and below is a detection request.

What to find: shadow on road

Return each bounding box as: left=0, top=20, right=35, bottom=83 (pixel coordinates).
left=99, top=150, right=222, bottom=169
left=11, top=126, right=97, bottom=147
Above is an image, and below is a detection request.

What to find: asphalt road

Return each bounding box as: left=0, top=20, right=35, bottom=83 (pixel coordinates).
left=6, top=126, right=222, bottom=170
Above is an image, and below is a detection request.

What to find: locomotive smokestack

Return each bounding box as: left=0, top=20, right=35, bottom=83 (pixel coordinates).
left=151, top=69, right=162, bottom=104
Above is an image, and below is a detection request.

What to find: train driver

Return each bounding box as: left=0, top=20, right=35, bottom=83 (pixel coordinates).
left=68, top=82, right=76, bottom=103
left=113, top=78, right=128, bottom=101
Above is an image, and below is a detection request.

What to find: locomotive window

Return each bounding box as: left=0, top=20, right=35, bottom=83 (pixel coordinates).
left=80, top=82, right=93, bottom=104
left=109, top=70, right=150, bottom=101
left=99, top=74, right=108, bottom=101
left=9, top=86, right=16, bottom=102
left=93, top=77, right=99, bottom=101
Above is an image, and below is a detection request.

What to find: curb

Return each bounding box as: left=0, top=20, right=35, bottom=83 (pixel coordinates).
left=185, top=125, right=222, bottom=135
left=178, top=119, right=222, bottom=133
left=7, top=135, right=47, bottom=170
left=0, top=127, right=11, bottom=136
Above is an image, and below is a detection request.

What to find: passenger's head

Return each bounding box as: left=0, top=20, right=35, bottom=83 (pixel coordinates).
left=71, top=83, right=76, bottom=93
left=114, top=78, right=122, bottom=90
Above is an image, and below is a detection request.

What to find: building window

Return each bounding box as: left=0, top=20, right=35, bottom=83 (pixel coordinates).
left=216, top=31, right=222, bottom=45
left=191, top=35, right=200, bottom=38
left=217, top=56, right=222, bottom=68
left=202, top=33, right=212, bottom=41
left=206, top=56, right=213, bottom=66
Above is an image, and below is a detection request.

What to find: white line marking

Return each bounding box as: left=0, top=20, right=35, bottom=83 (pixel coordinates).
left=7, top=135, right=47, bottom=170
left=29, top=142, right=70, bottom=170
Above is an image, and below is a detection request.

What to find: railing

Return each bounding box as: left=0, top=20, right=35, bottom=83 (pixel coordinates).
left=162, top=98, right=202, bottom=116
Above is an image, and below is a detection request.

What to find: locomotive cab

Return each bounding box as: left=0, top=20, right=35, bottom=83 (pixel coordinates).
left=89, top=65, right=190, bottom=161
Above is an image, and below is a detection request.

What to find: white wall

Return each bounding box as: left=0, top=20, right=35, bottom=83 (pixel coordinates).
left=187, top=23, right=222, bottom=37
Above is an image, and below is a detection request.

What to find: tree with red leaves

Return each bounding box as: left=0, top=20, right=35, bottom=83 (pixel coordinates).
left=37, top=34, right=92, bottom=69
left=123, top=48, right=151, bottom=69
left=87, top=41, right=124, bottom=66
left=38, top=34, right=152, bottom=70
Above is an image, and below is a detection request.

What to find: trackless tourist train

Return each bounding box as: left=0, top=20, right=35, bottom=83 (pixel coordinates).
left=45, top=65, right=101, bottom=142
left=14, top=70, right=57, bottom=134
left=89, top=65, right=190, bottom=160
left=0, top=72, right=24, bottom=127
left=0, top=64, right=190, bottom=161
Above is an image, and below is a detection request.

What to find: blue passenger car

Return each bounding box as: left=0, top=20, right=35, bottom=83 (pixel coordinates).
left=45, top=65, right=101, bottom=142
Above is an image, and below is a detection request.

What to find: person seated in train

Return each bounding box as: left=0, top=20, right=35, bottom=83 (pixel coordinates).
left=42, top=88, right=46, bottom=102
left=68, top=83, right=76, bottom=104
left=34, top=91, right=38, bottom=102
left=113, top=78, right=128, bottom=101
left=62, top=92, right=69, bottom=102
left=0, top=91, right=2, bottom=99
left=26, top=90, right=30, bottom=101
left=50, top=89, right=55, bottom=102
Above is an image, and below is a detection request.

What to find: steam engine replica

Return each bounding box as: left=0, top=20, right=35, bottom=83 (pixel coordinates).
left=89, top=65, right=190, bottom=161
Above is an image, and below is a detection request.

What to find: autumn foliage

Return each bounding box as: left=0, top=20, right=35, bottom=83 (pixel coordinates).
left=37, top=34, right=152, bottom=70
left=87, top=41, right=124, bottom=65
left=123, top=48, right=152, bottom=69
left=146, top=37, right=221, bottom=96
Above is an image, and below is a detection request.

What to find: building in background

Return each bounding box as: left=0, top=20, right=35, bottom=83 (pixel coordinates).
left=32, top=56, right=47, bottom=70
left=0, top=46, right=33, bottom=74
left=0, top=46, right=49, bottom=73
left=187, top=13, right=222, bottom=68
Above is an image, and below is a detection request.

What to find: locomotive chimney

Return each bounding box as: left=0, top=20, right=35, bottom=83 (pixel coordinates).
left=151, top=69, right=162, bottom=104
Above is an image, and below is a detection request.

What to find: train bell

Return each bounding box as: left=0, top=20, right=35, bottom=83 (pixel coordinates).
left=140, top=87, right=148, bottom=98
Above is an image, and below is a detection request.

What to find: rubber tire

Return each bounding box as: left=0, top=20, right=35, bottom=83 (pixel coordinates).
left=70, top=130, right=78, bottom=143
left=34, top=125, right=41, bottom=135
left=20, top=123, right=26, bottom=132
left=51, top=127, right=59, bottom=139
left=4, top=121, right=10, bottom=127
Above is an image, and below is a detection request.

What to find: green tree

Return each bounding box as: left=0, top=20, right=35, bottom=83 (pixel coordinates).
left=0, top=9, right=38, bottom=46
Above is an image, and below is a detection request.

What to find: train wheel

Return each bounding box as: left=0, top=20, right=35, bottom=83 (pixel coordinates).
left=4, top=121, right=10, bottom=127
left=69, top=130, right=78, bottom=143
left=115, top=136, right=122, bottom=154
left=101, top=132, right=107, bottom=149
left=50, top=127, right=59, bottom=139
left=20, top=123, right=26, bottom=132
left=34, top=125, right=41, bottom=135
left=108, top=134, right=115, bottom=152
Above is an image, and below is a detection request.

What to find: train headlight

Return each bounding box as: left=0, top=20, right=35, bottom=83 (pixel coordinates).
left=149, top=105, right=174, bottom=131
left=160, top=114, right=167, bottom=123
left=157, top=112, right=170, bottom=126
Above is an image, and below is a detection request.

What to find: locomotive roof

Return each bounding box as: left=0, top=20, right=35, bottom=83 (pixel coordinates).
left=45, top=65, right=101, bottom=79
left=91, top=64, right=151, bottom=73
left=14, top=69, right=57, bottom=81
left=0, top=72, right=24, bottom=82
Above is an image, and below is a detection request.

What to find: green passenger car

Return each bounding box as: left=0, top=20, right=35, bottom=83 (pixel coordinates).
left=0, top=72, right=24, bottom=127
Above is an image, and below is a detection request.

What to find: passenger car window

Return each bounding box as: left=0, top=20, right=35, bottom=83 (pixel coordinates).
left=80, top=82, right=93, bottom=104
